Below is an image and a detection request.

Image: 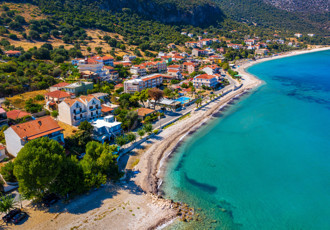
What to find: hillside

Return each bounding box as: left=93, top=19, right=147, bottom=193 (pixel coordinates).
left=35, top=0, right=329, bottom=35
left=214, top=0, right=330, bottom=34
left=263, top=0, right=329, bottom=13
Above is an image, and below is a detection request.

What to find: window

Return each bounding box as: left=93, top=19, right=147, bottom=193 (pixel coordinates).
left=91, top=112, right=93, bottom=116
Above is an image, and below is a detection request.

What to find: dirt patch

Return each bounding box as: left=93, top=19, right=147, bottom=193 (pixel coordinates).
left=6, top=90, right=47, bottom=110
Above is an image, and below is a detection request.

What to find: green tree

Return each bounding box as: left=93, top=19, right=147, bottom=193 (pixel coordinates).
left=143, top=123, right=153, bottom=134
left=51, top=110, right=59, bottom=118
left=0, top=161, right=17, bottom=182
left=115, top=135, right=127, bottom=146
left=137, top=129, right=145, bottom=138
left=126, top=133, right=136, bottom=143
left=78, top=120, right=93, bottom=134
left=0, top=195, right=17, bottom=214
left=13, top=137, right=65, bottom=200
left=79, top=142, right=119, bottom=189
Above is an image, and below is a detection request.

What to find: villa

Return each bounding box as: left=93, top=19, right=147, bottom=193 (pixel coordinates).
left=193, top=74, right=218, bottom=88
left=58, top=95, right=101, bottom=126
left=45, top=90, right=75, bottom=110
left=64, top=82, right=94, bottom=96
left=91, top=115, right=122, bottom=143
left=49, top=82, right=71, bottom=92
left=4, top=116, right=64, bottom=157
left=201, top=65, right=220, bottom=75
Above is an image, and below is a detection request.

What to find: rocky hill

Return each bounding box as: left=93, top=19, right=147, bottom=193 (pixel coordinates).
left=263, top=0, right=329, bottom=13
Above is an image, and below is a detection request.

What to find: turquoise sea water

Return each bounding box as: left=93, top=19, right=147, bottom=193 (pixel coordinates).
left=162, top=50, right=330, bottom=230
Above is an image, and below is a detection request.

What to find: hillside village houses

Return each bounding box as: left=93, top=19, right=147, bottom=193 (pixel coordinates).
left=4, top=116, right=64, bottom=157
left=58, top=95, right=101, bottom=126
left=72, top=56, right=115, bottom=82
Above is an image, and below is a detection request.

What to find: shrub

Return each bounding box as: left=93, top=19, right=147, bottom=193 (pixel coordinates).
left=34, top=94, right=44, bottom=101
left=51, top=110, right=59, bottom=118
left=0, top=161, right=17, bottom=182
left=8, top=34, right=17, bottom=40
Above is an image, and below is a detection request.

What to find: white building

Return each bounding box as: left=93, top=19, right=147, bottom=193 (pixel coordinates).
left=130, top=66, right=147, bottom=76
left=4, top=116, right=64, bottom=157
left=294, top=33, right=303, bottom=38
left=124, top=79, right=144, bottom=93
left=193, top=74, right=218, bottom=88
left=91, top=115, right=122, bottom=143
left=58, top=95, right=102, bottom=126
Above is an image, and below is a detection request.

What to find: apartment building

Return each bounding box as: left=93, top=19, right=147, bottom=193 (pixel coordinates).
left=58, top=95, right=102, bottom=126
left=193, top=74, right=218, bottom=88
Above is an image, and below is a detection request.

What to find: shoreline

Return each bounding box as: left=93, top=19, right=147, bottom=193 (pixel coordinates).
left=133, top=46, right=330, bottom=228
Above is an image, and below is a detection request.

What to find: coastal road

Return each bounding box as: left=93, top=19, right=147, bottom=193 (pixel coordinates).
left=152, top=84, right=234, bottom=129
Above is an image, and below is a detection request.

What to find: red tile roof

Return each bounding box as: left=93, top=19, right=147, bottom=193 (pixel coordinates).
left=6, top=110, right=32, bottom=120
left=142, top=75, right=163, bottom=81
left=11, top=116, right=63, bottom=140
left=115, top=83, right=123, bottom=89
left=101, top=105, right=113, bottom=113
left=168, top=69, right=180, bottom=73
left=51, top=82, right=70, bottom=88
left=168, top=65, right=180, bottom=68
left=45, top=90, right=72, bottom=99
left=195, top=74, right=217, bottom=80
left=5, top=50, right=21, bottom=54
left=137, top=108, right=155, bottom=117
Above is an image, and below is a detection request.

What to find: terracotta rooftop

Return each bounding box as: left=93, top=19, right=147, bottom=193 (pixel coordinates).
left=45, top=90, right=72, bottom=99
left=62, top=95, right=98, bottom=107
left=51, top=82, right=70, bottom=88
left=5, top=50, right=21, bottom=54
left=142, top=75, right=163, bottom=81
left=6, top=110, right=32, bottom=120
left=11, top=116, right=63, bottom=140
left=101, top=105, right=113, bottom=113
left=168, top=65, right=180, bottom=68
left=137, top=108, right=155, bottom=117
left=195, top=74, right=217, bottom=80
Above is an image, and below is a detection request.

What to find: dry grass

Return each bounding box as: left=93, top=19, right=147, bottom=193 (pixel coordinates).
left=6, top=90, right=47, bottom=110
left=0, top=3, right=155, bottom=59
left=57, top=121, right=78, bottom=138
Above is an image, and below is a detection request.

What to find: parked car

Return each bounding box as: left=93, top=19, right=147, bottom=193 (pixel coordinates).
left=2, top=208, right=21, bottom=223
left=12, top=212, right=28, bottom=224
left=42, top=193, right=60, bottom=207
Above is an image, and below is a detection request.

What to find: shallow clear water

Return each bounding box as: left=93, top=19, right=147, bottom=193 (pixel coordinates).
left=162, top=50, right=330, bottom=230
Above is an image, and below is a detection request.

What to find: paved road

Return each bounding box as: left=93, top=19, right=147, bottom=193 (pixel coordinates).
left=152, top=83, right=234, bottom=129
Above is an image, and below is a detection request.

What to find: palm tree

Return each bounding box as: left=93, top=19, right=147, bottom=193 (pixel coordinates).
left=0, top=195, right=17, bottom=214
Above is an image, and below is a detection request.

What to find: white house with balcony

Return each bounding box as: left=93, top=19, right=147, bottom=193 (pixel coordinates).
left=58, top=95, right=102, bottom=126
left=91, top=115, right=122, bottom=143
left=4, top=116, right=64, bottom=157
left=193, top=74, right=218, bottom=88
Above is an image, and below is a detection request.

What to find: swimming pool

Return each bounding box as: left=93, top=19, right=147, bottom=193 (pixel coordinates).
left=175, top=96, right=191, bottom=104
